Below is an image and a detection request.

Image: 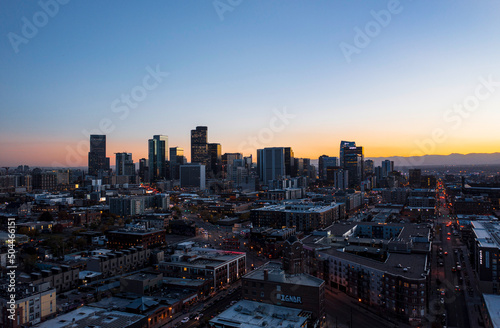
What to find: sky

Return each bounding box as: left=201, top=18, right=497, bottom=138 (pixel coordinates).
left=1, top=0, right=500, bottom=167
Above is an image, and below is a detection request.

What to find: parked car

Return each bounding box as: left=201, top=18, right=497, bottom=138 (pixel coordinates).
left=181, top=317, right=190, bottom=324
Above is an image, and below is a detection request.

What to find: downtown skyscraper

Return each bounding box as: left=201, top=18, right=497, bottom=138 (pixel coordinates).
left=342, top=144, right=364, bottom=189
left=115, top=152, right=134, bottom=176
left=339, top=140, right=356, bottom=167
left=208, top=143, right=222, bottom=177
left=169, top=147, right=186, bottom=180
left=191, top=126, right=208, bottom=165
left=148, top=135, right=168, bottom=182
left=88, top=135, right=109, bottom=176
left=257, top=147, right=294, bottom=183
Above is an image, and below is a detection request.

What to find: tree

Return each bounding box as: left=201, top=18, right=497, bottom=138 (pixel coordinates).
left=18, top=226, right=30, bottom=235
left=44, top=235, right=65, bottom=257
left=26, top=229, right=39, bottom=238
left=75, top=237, right=88, bottom=250
left=39, top=211, right=54, bottom=221
left=172, top=206, right=181, bottom=215
left=23, top=254, right=38, bottom=272
left=58, top=210, right=71, bottom=221
left=52, top=223, right=64, bottom=234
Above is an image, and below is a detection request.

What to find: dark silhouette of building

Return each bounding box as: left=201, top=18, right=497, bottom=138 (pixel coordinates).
left=148, top=135, right=168, bottom=182
left=343, top=145, right=363, bottom=189
left=191, top=126, right=208, bottom=165
left=208, top=143, right=222, bottom=177
left=115, top=152, right=134, bottom=176
left=318, top=155, right=338, bottom=181
left=257, top=147, right=294, bottom=183
left=409, top=168, right=422, bottom=188
left=282, top=235, right=305, bottom=274
left=31, top=168, right=57, bottom=190
left=339, top=140, right=356, bottom=167
left=169, top=147, right=185, bottom=180
left=88, top=135, right=110, bottom=176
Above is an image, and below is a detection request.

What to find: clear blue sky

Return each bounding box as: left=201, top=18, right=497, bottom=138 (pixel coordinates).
left=1, top=0, right=500, bottom=166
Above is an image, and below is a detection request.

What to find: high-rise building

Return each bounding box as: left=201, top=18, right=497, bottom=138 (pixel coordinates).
left=191, top=126, right=208, bottom=165
left=318, top=155, right=338, bottom=181
left=115, top=152, right=134, bottom=176
left=343, top=146, right=364, bottom=189
left=381, top=160, right=394, bottom=178
left=294, top=158, right=312, bottom=178
left=138, top=158, right=148, bottom=182
left=364, top=159, right=374, bottom=176
left=409, top=168, right=422, bottom=188
left=284, top=147, right=294, bottom=176
left=339, top=140, right=356, bottom=167
left=148, top=135, right=168, bottom=182
left=257, top=147, right=287, bottom=183
left=243, top=155, right=252, bottom=171
left=88, top=135, right=110, bottom=176
left=222, top=153, right=242, bottom=178
left=325, top=166, right=348, bottom=190
left=374, top=166, right=383, bottom=185
left=180, top=164, right=206, bottom=189
left=207, top=143, right=222, bottom=177
left=169, top=147, right=185, bottom=180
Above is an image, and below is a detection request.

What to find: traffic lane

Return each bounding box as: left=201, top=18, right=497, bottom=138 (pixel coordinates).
left=441, top=236, right=470, bottom=328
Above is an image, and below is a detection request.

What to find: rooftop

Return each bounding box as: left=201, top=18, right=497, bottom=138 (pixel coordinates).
left=210, top=300, right=308, bottom=328
left=472, top=221, right=500, bottom=249
left=161, top=248, right=245, bottom=270
left=108, top=228, right=164, bottom=235
left=253, top=203, right=340, bottom=214
left=302, top=222, right=431, bottom=280
left=122, top=272, right=162, bottom=281
left=484, top=294, right=500, bottom=328
left=243, top=262, right=324, bottom=287
left=35, top=306, right=145, bottom=328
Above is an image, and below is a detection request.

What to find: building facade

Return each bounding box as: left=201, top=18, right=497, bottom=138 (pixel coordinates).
left=148, top=135, right=168, bottom=182
left=88, top=135, right=109, bottom=176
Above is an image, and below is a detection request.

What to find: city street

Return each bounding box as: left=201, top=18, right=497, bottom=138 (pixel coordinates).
left=325, top=289, right=405, bottom=328
left=431, top=185, right=484, bottom=328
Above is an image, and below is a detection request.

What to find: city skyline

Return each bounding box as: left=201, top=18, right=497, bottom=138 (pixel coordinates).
left=2, top=1, right=500, bottom=166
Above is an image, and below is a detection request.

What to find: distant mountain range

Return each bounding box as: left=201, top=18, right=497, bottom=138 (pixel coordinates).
left=368, top=153, right=500, bottom=167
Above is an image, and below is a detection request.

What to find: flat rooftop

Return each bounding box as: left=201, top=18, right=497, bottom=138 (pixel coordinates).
left=472, top=221, right=500, bottom=249
left=122, top=272, right=162, bottom=281
left=35, top=306, right=145, bottom=328
left=108, top=229, right=164, bottom=235
left=162, top=249, right=245, bottom=269
left=162, top=277, right=208, bottom=287
left=303, top=222, right=431, bottom=280
left=210, top=300, right=308, bottom=328
left=244, top=262, right=324, bottom=287
left=253, top=203, right=339, bottom=214
left=484, top=294, right=500, bottom=328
